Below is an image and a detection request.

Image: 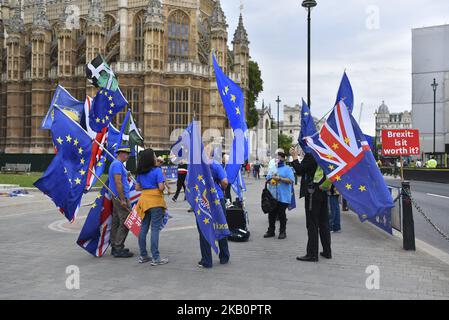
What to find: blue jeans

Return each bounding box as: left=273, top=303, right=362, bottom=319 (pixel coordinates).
left=197, top=198, right=230, bottom=268
left=329, top=195, right=341, bottom=232
left=138, top=207, right=165, bottom=260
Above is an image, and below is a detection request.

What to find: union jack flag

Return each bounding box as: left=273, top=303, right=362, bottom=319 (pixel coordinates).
left=77, top=184, right=113, bottom=257
left=304, top=100, right=394, bottom=221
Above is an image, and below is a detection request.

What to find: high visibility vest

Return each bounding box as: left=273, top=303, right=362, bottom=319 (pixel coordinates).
left=313, top=167, right=332, bottom=191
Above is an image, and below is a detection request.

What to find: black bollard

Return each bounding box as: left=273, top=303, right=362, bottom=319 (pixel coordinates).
left=401, top=181, right=416, bottom=251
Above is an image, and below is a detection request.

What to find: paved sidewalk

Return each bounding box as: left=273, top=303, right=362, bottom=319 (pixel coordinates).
left=0, top=178, right=448, bottom=299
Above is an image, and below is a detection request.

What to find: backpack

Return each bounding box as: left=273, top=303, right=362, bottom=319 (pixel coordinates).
left=261, top=180, right=278, bottom=214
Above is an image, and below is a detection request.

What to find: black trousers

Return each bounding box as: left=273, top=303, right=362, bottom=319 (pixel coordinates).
left=268, top=202, right=289, bottom=233
left=304, top=191, right=331, bottom=258
left=173, top=174, right=186, bottom=200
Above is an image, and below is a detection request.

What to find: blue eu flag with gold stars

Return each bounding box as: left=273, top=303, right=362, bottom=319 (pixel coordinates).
left=185, top=121, right=230, bottom=254
left=298, top=99, right=317, bottom=154
left=34, top=107, right=93, bottom=222
left=212, top=54, right=249, bottom=184
left=89, top=88, right=128, bottom=132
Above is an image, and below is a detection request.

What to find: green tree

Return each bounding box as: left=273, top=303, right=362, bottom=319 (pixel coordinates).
left=278, top=133, right=293, bottom=155
left=247, top=60, right=263, bottom=128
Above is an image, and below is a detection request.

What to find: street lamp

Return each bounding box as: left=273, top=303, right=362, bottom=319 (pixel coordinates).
left=301, top=0, right=317, bottom=108
left=431, top=78, right=438, bottom=155
left=276, top=96, right=281, bottom=148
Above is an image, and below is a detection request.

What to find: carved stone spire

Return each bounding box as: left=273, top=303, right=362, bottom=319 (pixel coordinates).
left=8, top=0, right=24, bottom=33
left=33, top=0, right=50, bottom=30
left=233, top=13, right=249, bottom=47
left=145, top=0, right=164, bottom=28
left=211, top=0, right=227, bottom=30
left=59, top=0, right=73, bottom=27
left=87, top=0, right=104, bottom=27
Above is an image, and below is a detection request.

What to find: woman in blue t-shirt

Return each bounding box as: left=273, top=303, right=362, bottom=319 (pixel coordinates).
left=264, top=149, right=295, bottom=240
left=135, top=148, right=169, bottom=266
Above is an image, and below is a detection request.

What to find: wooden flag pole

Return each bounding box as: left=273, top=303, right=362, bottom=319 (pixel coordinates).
left=88, top=168, right=132, bottom=213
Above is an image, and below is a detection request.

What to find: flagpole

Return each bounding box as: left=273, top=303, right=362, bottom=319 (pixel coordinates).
left=91, top=138, right=137, bottom=184
left=88, top=168, right=132, bottom=213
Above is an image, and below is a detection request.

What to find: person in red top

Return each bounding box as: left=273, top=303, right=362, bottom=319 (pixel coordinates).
left=245, top=162, right=251, bottom=178
left=172, top=160, right=188, bottom=202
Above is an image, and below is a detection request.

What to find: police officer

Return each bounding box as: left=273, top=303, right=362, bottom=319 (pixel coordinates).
left=290, top=146, right=332, bottom=262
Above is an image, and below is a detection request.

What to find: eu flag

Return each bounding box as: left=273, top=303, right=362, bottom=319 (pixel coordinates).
left=298, top=99, right=318, bottom=154
left=185, top=121, right=230, bottom=254
left=212, top=54, right=248, bottom=184
left=335, top=71, right=354, bottom=114
left=77, top=183, right=113, bottom=257
left=106, top=123, right=121, bottom=161
left=34, top=107, right=93, bottom=222
left=89, top=88, right=128, bottom=132
left=41, top=85, right=84, bottom=129
left=304, top=100, right=394, bottom=221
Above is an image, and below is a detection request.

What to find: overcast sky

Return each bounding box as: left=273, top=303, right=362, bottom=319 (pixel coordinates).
left=220, top=0, right=449, bottom=135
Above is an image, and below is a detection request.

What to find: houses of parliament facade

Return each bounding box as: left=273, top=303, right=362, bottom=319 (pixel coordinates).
left=0, top=0, right=250, bottom=154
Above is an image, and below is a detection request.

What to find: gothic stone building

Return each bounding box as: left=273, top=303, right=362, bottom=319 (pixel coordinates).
left=0, top=0, right=250, bottom=154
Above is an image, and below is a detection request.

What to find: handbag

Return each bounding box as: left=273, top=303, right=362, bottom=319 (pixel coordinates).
left=261, top=180, right=278, bottom=214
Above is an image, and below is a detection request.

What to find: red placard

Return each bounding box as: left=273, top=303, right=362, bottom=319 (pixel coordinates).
left=381, top=129, right=420, bottom=156
left=124, top=205, right=142, bottom=238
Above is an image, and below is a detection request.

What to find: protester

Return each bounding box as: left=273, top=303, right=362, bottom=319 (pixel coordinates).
left=290, top=146, right=332, bottom=262
left=109, top=145, right=134, bottom=258
left=416, top=159, right=423, bottom=168
left=197, top=150, right=230, bottom=269
left=135, top=148, right=169, bottom=266
left=222, top=154, right=233, bottom=204
left=253, top=159, right=261, bottom=180
left=264, top=149, right=295, bottom=240
left=172, top=159, right=188, bottom=202
left=328, top=185, right=341, bottom=233
left=156, top=156, right=171, bottom=193
left=245, top=162, right=251, bottom=178
left=426, top=156, right=437, bottom=168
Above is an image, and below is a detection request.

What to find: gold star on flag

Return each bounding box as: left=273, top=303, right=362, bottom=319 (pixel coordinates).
left=104, top=91, right=108, bottom=96
left=326, top=154, right=334, bottom=159
left=195, top=197, right=199, bottom=203
left=79, top=169, right=86, bottom=175
left=99, top=90, right=103, bottom=95
left=328, top=165, right=335, bottom=170
left=332, top=143, right=339, bottom=150
left=230, top=94, right=236, bottom=102
left=96, top=194, right=102, bottom=199
left=235, top=107, right=241, bottom=115
left=359, top=185, right=367, bottom=192
left=92, top=203, right=97, bottom=209
left=97, top=161, right=103, bottom=167
left=105, top=115, right=109, bottom=120
left=210, top=188, right=217, bottom=194
left=335, top=175, right=341, bottom=182
left=203, top=218, right=210, bottom=224
left=78, top=147, right=83, bottom=154
left=345, top=183, right=352, bottom=190
left=108, top=110, right=113, bottom=114
left=56, top=137, right=63, bottom=144
left=80, top=158, right=85, bottom=165
left=344, top=137, right=350, bottom=144
left=66, top=135, right=72, bottom=142
left=73, top=139, right=79, bottom=146
left=102, top=119, right=105, bottom=124
left=214, top=199, right=220, bottom=206
left=195, top=185, right=199, bottom=191
left=110, top=103, right=115, bottom=108
left=108, top=96, right=113, bottom=101
left=225, top=86, right=229, bottom=94
left=197, top=209, right=201, bottom=216
left=197, top=175, right=203, bottom=181
left=96, top=118, right=100, bottom=123
left=75, top=178, right=81, bottom=185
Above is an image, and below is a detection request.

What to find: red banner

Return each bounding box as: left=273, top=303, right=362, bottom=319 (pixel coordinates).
left=381, top=129, right=420, bottom=156
left=124, top=205, right=142, bottom=238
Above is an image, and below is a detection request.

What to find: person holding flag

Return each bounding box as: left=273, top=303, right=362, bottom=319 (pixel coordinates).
left=109, top=145, right=134, bottom=258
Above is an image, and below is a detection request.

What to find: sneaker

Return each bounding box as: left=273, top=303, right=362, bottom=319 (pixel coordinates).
left=151, top=258, right=169, bottom=266
left=197, top=262, right=212, bottom=269
left=114, top=250, right=134, bottom=258
left=138, top=256, right=152, bottom=264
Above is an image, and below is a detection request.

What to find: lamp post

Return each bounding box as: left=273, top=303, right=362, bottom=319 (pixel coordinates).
left=301, top=0, right=317, bottom=108
left=431, top=78, right=438, bottom=155
left=276, top=96, right=281, bottom=148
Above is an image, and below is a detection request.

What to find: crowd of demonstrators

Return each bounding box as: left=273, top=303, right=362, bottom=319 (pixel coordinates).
left=135, top=149, right=169, bottom=266
left=263, top=149, right=295, bottom=240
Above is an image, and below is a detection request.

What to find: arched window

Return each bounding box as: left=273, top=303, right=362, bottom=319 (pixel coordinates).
left=168, top=10, right=189, bottom=61
left=105, top=14, right=116, bottom=34
left=134, top=11, right=145, bottom=61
